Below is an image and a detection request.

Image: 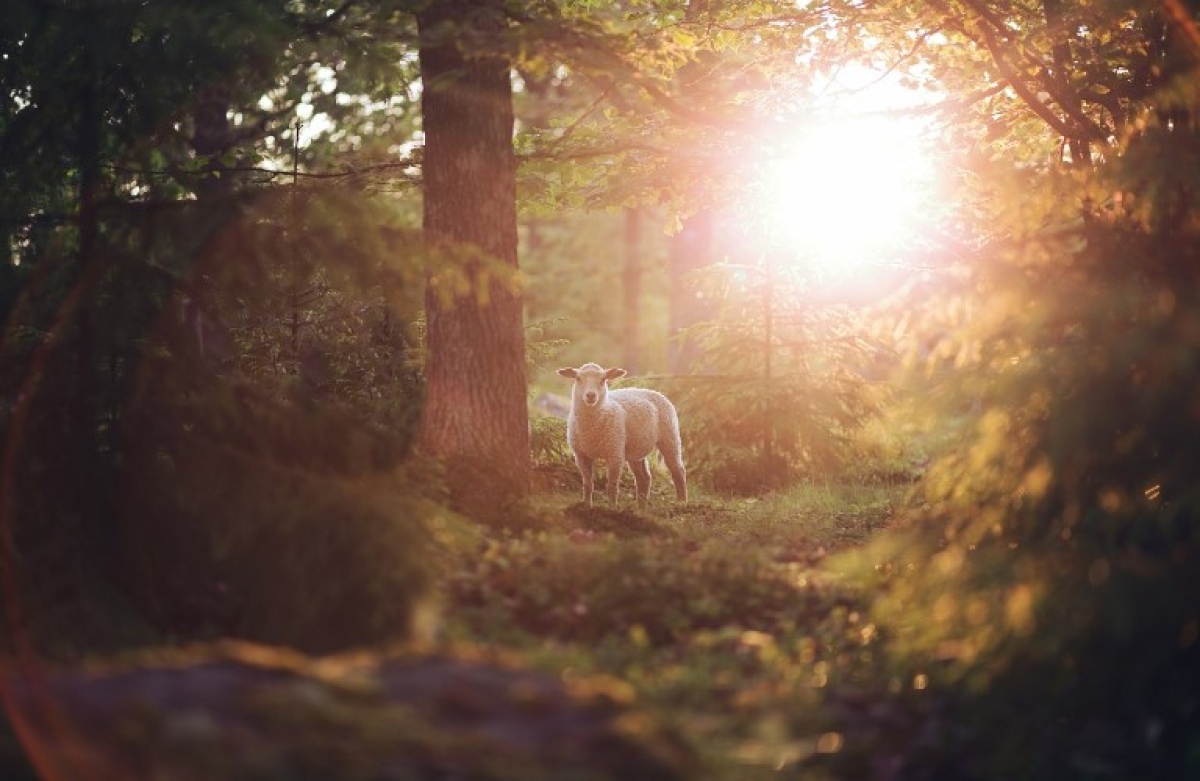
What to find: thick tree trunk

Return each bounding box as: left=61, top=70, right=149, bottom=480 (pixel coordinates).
left=416, top=1, right=530, bottom=504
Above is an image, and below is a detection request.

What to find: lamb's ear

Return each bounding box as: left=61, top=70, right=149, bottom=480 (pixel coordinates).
left=605, top=367, right=627, bottom=380
left=557, top=367, right=578, bottom=379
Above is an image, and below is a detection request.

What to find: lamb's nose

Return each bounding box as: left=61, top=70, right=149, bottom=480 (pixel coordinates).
left=584, top=392, right=597, bottom=405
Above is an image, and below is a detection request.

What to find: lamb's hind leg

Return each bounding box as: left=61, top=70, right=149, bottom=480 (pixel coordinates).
left=659, top=442, right=688, bottom=502
left=630, top=457, right=652, bottom=510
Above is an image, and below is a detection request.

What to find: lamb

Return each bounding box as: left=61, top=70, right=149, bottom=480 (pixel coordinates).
left=556, top=363, right=687, bottom=509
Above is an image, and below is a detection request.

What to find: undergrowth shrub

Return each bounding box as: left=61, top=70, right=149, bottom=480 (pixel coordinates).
left=0, top=190, right=434, bottom=662
left=82, top=189, right=433, bottom=654
left=530, top=413, right=572, bottom=467
left=659, top=267, right=884, bottom=494
left=119, top=347, right=435, bottom=653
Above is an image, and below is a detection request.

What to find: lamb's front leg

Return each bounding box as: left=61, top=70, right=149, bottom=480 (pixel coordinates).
left=605, top=456, right=624, bottom=506
left=575, top=453, right=595, bottom=505
left=630, top=458, right=652, bottom=510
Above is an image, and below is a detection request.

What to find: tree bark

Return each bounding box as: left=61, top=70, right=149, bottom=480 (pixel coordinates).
left=416, top=0, right=530, bottom=503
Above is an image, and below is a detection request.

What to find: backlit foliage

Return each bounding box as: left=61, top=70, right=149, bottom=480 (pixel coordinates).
left=665, top=260, right=882, bottom=494
left=815, top=3, right=1200, bottom=774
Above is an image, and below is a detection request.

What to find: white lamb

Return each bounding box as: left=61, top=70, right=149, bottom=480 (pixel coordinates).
left=556, top=363, right=688, bottom=509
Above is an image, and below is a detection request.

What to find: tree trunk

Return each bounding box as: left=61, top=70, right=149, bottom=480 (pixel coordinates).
left=192, top=82, right=236, bottom=200
left=621, top=207, right=642, bottom=373
left=73, top=0, right=102, bottom=528
left=666, top=0, right=718, bottom=376
left=416, top=0, right=530, bottom=505
left=667, top=208, right=716, bottom=373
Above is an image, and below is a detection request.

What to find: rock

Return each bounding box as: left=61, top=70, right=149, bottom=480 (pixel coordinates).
left=3, top=642, right=694, bottom=780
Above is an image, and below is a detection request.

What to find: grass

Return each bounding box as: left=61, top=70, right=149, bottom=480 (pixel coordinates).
left=432, top=479, right=906, bottom=777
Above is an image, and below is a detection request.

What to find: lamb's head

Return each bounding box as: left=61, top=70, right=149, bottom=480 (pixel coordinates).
left=557, top=363, right=626, bottom=408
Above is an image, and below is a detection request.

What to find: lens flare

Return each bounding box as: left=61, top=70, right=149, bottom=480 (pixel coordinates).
left=758, top=114, right=935, bottom=283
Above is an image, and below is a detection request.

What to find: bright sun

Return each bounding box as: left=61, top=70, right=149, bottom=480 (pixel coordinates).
left=758, top=112, right=935, bottom=283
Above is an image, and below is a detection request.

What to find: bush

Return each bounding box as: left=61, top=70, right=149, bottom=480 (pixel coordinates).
left=1, top=190, right=433, bottom=657
left=107, top=191, right=435, bottom=653
left=659, top=271, right=883, bottom=494
left=118, top=355, right=436, bottom=653
left=530, top=413, right=572, bottom=467
left=817, top=124, right=1200, bottom=779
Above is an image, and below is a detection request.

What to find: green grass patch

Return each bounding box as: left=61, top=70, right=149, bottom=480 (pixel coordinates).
left=431, top=481, right=905, bottom=775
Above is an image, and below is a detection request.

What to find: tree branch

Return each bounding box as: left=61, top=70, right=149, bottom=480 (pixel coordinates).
left=107, top=160, right=421, bottom=183
left=957, top=0, right=1108, bottom=149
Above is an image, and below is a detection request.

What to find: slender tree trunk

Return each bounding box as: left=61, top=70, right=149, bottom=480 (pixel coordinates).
left=668, top=209, right=716, bottom=373
left=192, top=82, right=236, bottom=200
left=77, top=66, right=98, bottom=417
left=416, top=0, right=530, bottom=504
left=621, top=207, right=642, bottom=373
left=74, top=1, right=101, bottom=513
left=666, top=1, right=717, bottom=375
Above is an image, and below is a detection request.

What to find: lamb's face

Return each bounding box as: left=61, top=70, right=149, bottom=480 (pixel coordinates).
left=557, top=363, right=627, bottom=408
left=575, top=366, right=609, bottom=406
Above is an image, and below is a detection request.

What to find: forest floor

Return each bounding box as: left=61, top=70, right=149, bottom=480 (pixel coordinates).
left=433, top=476, right=907, bottom=776
left=2, top=477, right=909, bottom=779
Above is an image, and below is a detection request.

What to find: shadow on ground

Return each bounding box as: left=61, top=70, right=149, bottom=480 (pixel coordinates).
left=563, top=504, right=676, bottom=539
